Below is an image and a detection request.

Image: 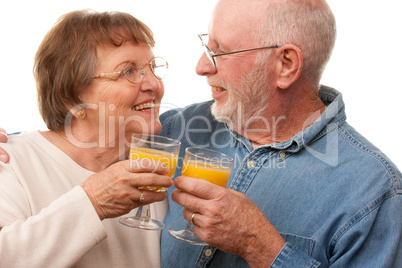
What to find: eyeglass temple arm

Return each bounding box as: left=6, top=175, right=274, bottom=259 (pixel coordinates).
left=212, top=45, right=281, bottom=58
left=198, top=34, right=280, bottom=58
left=93, top=71, right=122, bottom=78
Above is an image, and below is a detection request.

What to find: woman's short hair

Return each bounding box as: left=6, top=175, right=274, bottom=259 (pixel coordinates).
left=34, top=9, right=155, bottom=131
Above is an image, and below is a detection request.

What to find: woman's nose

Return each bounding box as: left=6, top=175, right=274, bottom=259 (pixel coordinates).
left=139, top=67, right=161, bottom=92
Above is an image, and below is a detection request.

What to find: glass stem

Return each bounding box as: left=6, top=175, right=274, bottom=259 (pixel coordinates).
left=135, top=205, right=151, bottom=222
left=185, top=222, right=194, bottom=232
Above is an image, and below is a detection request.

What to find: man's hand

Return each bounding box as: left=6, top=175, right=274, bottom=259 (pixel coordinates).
left=82, top=158, right=173, bottom=220
left=0, top=128, right=9, bottom=163
left=172, top=176, right=286, bottom=267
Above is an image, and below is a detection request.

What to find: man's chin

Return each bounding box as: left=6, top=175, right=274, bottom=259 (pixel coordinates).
left=211, top=102, right=233, bottom=124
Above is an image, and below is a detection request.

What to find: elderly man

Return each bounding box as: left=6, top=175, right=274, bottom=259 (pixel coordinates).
left=159, top=0, right=402, bottom=267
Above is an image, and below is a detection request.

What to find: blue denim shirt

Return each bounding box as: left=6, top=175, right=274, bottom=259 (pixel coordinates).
left=159, top=86, right=402, bottom=267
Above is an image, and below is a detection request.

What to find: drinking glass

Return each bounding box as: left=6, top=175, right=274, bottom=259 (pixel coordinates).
left=120, top=134, right=181, bottom=230
left=168, top=147, right=234, bottom=245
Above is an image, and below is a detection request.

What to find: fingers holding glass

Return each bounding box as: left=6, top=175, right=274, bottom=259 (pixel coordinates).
left=168, top=147, right=234, bottom=245
left=120, top=134, right=180, bottom=230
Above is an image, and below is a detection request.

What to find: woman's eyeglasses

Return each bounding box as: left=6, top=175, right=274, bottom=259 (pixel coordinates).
left=93, top=57, right=168, bottom=84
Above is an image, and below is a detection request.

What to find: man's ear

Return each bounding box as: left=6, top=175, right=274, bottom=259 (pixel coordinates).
left=276, top=44, right=303, bottom=89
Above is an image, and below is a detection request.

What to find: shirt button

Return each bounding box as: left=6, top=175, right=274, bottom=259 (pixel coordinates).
left=247, top=160, right=256, bottom=169
left=279, top=152, right=286, bottom=158
left=205, top=249, right=212, bottom=257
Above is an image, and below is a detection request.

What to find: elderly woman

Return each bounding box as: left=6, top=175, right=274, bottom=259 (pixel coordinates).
left=0, top=10, right=172, bottom=267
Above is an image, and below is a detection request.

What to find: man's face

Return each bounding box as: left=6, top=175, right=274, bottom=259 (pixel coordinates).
left=209, top=60, right=271, bottom=131
left=196, top=0, right=276, bottom=131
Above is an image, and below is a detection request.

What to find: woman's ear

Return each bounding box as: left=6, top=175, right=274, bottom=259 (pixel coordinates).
left=276, top=44, right=303, bottom=89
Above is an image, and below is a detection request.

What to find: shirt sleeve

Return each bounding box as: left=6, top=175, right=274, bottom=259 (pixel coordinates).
left=271, top=242, right=321, bottom=267
left=271, top=190, right=402, bottom=267
left=328, top=192, right=402, bottom=267
left=0, top=163, right=106, bottom=267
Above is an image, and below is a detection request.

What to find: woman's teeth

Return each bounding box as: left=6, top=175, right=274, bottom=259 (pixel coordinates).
left=211, top=86, right=226, bottom=92
left=132, top=102, right=155, bottom=111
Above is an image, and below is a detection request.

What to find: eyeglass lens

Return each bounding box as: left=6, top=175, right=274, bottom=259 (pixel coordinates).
left=123, top=61, right=144, bottom=84
left=150, top=57, right=168, bottom=80
left=200, top=35, right=216, bottom=67
left=123, top=58, right=168, bottom=84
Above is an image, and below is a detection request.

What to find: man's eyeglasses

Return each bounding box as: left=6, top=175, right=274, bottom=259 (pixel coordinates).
left=198, top=34, right=281, bottom=68
left=93, top=57, right=168, bottom=84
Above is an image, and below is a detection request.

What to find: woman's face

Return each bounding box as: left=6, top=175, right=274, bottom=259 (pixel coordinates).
left=81, top=42, right=164, bottom=144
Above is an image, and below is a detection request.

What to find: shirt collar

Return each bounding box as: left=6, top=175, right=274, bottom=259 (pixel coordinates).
left=229, top=85, right=347, bottom=153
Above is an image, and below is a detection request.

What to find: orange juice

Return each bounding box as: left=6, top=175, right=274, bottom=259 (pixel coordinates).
left=182, top=160, right=231, bottom=187
left=130, top=148, right=178, bottom=192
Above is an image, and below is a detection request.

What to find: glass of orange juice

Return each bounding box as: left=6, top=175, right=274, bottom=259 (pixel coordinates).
left=120, top=134, right=180, bottom=230
left=168, top=147, right=234, bottom=245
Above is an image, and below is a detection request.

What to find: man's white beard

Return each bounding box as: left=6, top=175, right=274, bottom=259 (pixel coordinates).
left=211, top=61, right=269, bottom=133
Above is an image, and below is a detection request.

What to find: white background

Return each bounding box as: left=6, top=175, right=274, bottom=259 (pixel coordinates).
left=0, top=0, right=401, bottom=169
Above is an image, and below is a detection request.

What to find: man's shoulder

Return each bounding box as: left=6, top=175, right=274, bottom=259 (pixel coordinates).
left=337, top=122, right=402, bottom=187
left=159, top=100, right=225, bottom=141
left=160, top=100, right=215, bottom=124
left=161, top=100, right=214, bottom=118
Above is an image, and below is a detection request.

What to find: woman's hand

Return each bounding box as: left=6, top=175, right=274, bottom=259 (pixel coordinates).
left=82, top=158, right=173, bottom=220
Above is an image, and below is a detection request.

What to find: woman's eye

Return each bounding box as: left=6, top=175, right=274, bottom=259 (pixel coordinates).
left=124, top=65, right=137, bottom=78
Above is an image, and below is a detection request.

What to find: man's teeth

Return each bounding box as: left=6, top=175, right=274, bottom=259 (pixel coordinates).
left=211, top=86, right=226, bottom=92
left=133, top=102, right=155, bottom=111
